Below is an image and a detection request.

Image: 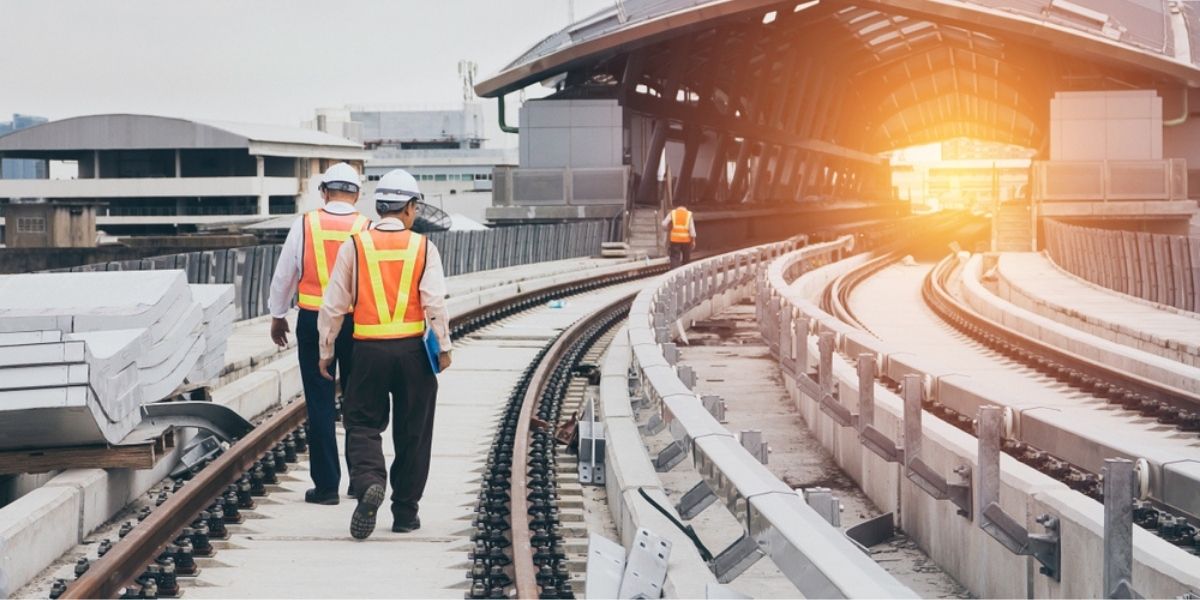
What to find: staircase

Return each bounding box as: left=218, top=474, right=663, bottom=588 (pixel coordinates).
left=994, top=202, right=1034, bottom=252
left=627, top=207, right=662, bottom=257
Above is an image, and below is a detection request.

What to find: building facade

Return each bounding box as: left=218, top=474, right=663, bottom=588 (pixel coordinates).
left=305, top=103, right=516, bottom=223
left=0, top=114, right=49, bottom=180
left=0, top=114, right=367, bottom=236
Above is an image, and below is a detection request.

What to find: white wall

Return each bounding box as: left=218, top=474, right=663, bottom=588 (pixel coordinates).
left=1050, top=90, right=1162, bottom=161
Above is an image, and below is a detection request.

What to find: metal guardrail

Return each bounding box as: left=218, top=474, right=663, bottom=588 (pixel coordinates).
left=1044, top=218, right=1200, bottom=312
left=44, top=221, right=611, bottom=320
left=625, top=237, right=915, bottom=598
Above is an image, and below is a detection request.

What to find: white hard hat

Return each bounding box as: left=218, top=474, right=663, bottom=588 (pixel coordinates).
left=320, top=162, right=361, bottom=194
left=374, top=169, right=423, bottom=213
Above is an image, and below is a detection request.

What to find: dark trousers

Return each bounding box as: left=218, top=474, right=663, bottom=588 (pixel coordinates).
left=344, top=337, right=438, bottom=521
left=669, top=242, right=692, bottom=269
left=296, top=308, right=354, bottom=493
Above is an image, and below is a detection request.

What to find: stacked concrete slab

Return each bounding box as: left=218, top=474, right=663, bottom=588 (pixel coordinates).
left=0, top=271, right=233, bottom=450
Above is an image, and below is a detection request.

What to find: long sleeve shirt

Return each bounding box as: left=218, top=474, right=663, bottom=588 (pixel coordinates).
left=267, top=201, right=360, bottom=319
left=317, top=217, right=451, bottom=360
left=662, top=210, right=697, bottom=239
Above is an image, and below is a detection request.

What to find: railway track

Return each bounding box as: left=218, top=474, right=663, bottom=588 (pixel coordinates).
left=822, top=250, right=1200, bottom=551
left=56, top=263, right=663, bottom=600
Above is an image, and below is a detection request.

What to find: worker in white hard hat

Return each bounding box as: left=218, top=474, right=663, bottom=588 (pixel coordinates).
left=317, top=168, right=452, bottom=539
left=267, top=161, right=371, bottom=506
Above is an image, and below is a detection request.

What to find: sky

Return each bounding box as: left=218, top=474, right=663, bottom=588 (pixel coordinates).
left=0, top=0, right=612, bottom=146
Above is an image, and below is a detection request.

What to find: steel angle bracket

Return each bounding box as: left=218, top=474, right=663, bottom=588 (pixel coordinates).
left=906, top=458, right=973, bottom=520
left=859, top=425, right=902, bottom=463
left=819, top=392, right=858, bottom=428
left=980, top=503, right=1061, bottom=581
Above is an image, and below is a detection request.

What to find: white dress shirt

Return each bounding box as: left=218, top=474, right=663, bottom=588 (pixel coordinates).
left=267, top=201, right=361, bottom=319
left=316, top=217, right=451, bottom=360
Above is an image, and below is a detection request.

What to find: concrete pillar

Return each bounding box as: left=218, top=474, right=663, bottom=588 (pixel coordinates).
left=174, top=149, right=181, bottom=178
left=93, top=150, right=100, bottom=179
left=256, top=155, right=268, bottom=215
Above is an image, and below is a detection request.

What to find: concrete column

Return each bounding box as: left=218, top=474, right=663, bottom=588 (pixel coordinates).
left=256, top=155, right=268, bottom=215
left=174, top=149, right=181, bottom=178
left=93, top=150, right=100, bottom=179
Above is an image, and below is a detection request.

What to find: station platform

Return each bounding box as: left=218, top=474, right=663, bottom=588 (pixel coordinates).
left=993, top=253, right=1200, bottom=368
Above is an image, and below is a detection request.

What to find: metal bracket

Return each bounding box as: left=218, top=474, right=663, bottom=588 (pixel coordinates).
left=845, top=512, right=896, bottom=552
left=803, top=488, right=841, bottom=527
left=709, top=534, right=764, bottom=584
left=662, top=342, right=679, bottom=365
left=902, top=375, right=972, bottom=519
left=1103, top=458, right=1142, bottom=599
left=654, top=440, right=686, bottom=472
left=578, top=394, right=606, bottom=485
left=169, top=434, right=222, bottom=478
left=701, top=395, right=727, bottom=423
left=854, top=354, right=902, bottom=463
left=586, top=533, right=626, bottom=600
left=819, top=392, right=857, bottom=428
left=739, top=430, right=768, bottom=464
left=640, top=413, right=665, bottom=436
left=142, top=401, right=254, bottom=442
left=677, top=365, right=697, bottom=389
left=677, top=480, right=718, bottom=519
left=978, top=406, right=1061, bottom=581
left=619, top=528, right=672, bottom=599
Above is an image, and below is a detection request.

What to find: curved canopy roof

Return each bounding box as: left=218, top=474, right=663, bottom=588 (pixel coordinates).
left=476, top=0, right=1200, bottom=152
left=0, top=114, right=363, bottom=155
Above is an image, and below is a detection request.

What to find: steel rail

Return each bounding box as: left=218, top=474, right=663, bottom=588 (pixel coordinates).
left=510, top=292, right=638, bottom=598
left=62, top=261, right=665, bottom=599
left=923, top=253, right=1200, bottom=420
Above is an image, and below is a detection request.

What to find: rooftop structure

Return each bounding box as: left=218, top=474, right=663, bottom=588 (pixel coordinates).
left=0, top=114, right=48, bottom=180
left=0, top=114, right=367, bottom=236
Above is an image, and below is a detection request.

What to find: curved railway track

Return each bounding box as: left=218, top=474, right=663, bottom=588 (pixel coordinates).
left=822, top=249, right=1199, bottom=549
left=59, top=263, right=665, bottom=600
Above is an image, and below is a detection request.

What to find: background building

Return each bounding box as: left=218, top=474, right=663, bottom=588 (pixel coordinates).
left=305, top=101, right=516, bottom=224
left=0, top=114, right=48, bottom=179
left=0, top=114, right=367, bottom=236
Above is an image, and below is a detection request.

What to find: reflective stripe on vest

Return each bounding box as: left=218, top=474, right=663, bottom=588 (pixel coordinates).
left=669, top=208, right=693, bottom=243
left=297, top=210, right=369, bottom=310
left=352, top=228, right=427, bottom=340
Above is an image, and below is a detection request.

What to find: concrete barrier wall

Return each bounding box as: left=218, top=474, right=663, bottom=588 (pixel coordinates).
left=1043, top=218, right=1200, bottom=312
left=623, top=237, right=917, bottom=598
left=761, top=248, right=1200, bottom=598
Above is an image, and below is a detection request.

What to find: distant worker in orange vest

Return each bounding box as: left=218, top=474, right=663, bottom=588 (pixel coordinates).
left=317, top=168, right=452, bottom=540
left=267, top=162, right=370, bottom=506
left=662, top=201, right=696, bottom=268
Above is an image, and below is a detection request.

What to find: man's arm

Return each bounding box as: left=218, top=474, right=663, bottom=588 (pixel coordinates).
left=267, top=216, right=304, bottom=346
left=317, top=239, right=357, bottom=373
left=420, top=242, right=452, bottom=360
left=661, top=214, right=671, bottom=229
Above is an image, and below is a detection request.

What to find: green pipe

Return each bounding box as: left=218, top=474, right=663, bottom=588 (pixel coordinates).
left=498, top=94, right=519, bottom=134
left=1164, top=87, right=1190, bottom=127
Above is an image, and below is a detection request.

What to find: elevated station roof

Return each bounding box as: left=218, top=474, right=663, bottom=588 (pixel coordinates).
left=0, top=114, right=366, bottom=159
left=477, top=0, right=1200, bottom=152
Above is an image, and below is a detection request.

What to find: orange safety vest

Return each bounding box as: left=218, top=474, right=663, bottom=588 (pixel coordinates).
left=297, top=209, right=370, bottom=310
left=351, top=228, right=428, bottom=340
left=669, top=207, right=693, bottom=243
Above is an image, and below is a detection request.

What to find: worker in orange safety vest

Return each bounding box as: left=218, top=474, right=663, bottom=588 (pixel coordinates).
left=662, top=201, right=696, bottom=268
left=316, top=168, right=452, bottom=540
left=267, top=162, right=370, bottom=506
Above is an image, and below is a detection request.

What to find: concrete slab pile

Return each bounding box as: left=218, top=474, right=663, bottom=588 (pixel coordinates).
left=0, top=271, right=233, bottom=450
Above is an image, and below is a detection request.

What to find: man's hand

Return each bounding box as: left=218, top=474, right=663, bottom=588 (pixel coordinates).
left=438, top=351, right=452, bottom=372
left=270, top=317, right=290, bottom=348
left=318, top=357, right=335, bottom=381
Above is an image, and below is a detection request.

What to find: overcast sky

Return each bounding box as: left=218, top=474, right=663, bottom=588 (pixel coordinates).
left=0, top=0, right=612, bottom=146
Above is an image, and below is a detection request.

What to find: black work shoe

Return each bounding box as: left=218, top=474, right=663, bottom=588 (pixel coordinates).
left=304, top=488, right=340, bottom=505
left=350, top=484, right=385, bottom=540
left=391, top=516, right=421, bottom=533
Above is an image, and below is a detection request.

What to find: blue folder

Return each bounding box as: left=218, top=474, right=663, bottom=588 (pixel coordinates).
left=424, top=327, right=441, bottom=375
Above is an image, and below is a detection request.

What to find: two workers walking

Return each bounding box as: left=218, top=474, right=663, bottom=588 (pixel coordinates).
left=268, top=163, right=451, bottom=540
